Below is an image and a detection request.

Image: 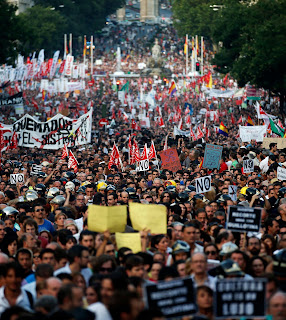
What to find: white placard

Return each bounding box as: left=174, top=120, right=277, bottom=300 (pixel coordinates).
left=228, top=185, right=238, bottom=201
left=195, top=175, right=212, bottom=193
left=277, top=166, right=286, bottom=181
left=239, top=125, right=267, bottom=142
left=243, top=159, right=254, bottom=173
left=31, top=164, right=43, bottom=176
left=136, top=159, right=149, bottom=172
left=10, top=173, right=24, bottom=184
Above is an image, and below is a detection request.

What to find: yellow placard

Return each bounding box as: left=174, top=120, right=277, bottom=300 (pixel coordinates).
left=129, top=203, right=167, bottom=234
left=87, top=205, right=127, bottom=233
left=115, top=232, right=141, bottom=253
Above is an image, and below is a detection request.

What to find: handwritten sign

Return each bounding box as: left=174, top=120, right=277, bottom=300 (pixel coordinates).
left=195, top=175, right=212, bottom=193
left=243, top=159, right=254, bottom=173
left=277, top=166, right=286, bottom=181
left=202, top=144, right=223, bottom=170
left=136, top=159, right=149, bottom=172
left=228, top=185, right=237, bottom=201
left=160, top=148, right=182, bottom=173
left=10, top=174, right=24, bottom=184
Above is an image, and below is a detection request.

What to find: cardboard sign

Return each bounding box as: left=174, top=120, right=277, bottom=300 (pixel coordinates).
left=228, top=185, right=238, bottom=201
left=10, top=174, right=24, bottom=184
left=136, top=159, right=149, bottom=172
left=243, top=159, right=254, bottom=173
left=227, top=206, right=261, bottom=233
left=202, top=144, right=223, bottom=170
left=115, top=233, right=141, bottom=253
left=195, top=175, right=212, bottom=193
left=277, top=166, right=286, bottom=181
left=262, top=138, right=286, bottom=150
left=129, top=203, right=167, bottom=234
left=215, top=279, right=266, bottom=319
left=160, top=148, right=182, bottom=173
left=144, top=278, right=197, bottom=319
left=87, top=205, right=127, bottom=233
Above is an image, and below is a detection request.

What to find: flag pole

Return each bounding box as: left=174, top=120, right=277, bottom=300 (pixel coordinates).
left=90, top=35, right=93, bottom=78
left=69, top=33, right=72, bottom=56
left=201, top=36, right=204, bottom=76
left=64, top=34, right=67, bottom=59
left=83, top=35, right=86, bottom=67
left=185, top=34, right=188, bottom=76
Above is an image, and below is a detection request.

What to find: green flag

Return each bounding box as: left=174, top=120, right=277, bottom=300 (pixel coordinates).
left=120, top=81, right=129, bottom=93
left=270, top=118, right=284, bottom=137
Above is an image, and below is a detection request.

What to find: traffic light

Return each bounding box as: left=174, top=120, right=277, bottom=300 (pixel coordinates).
left=196, top=62, right=200, bottom=72
left=116, top=80, right=120, bottom=90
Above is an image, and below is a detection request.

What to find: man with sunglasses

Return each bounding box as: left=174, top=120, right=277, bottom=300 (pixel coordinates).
left=33, top=204, right=55, bottom=234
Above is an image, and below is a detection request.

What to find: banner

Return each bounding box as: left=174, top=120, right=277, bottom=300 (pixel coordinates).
left=65, top=55, right=74, bottom=76
left=173, top=126, right=190, bottom=137
left=0, top=92, right=23, bottom=107
left=239, top=125, right=266, bottom=142
left=0, top=109, right=92, bottom=149
left=277, top=166, right=286, bottom=181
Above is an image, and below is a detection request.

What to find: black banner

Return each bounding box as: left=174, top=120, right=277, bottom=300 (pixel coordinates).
left=0, top=92, right=23, bottom=107
left=215, top=279, right=266, bottom=319
left=227, top=206, right=261, bottom=233
left=144, top=278, right=196, bottom=319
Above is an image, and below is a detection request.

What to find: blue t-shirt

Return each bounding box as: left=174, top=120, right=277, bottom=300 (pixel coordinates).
left=38, top=219, right=55, bottom=234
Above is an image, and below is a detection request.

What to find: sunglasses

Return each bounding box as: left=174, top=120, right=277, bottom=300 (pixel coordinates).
left=100, top=267, right=113, bottom=272
left=205, top=251, right=217, bottom=255
left=35, top=209, right=44, bottom=212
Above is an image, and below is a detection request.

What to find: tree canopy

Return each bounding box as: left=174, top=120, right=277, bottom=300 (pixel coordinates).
left=173, top=0, right=286, bottom=104
left=0, top=0, right=18, bottom=64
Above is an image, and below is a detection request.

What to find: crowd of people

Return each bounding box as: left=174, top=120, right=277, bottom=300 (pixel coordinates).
left=0, top=24, right=286, bottom=320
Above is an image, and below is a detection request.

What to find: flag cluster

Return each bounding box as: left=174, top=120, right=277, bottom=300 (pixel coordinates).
left=61, top=145, right=78, bottom=173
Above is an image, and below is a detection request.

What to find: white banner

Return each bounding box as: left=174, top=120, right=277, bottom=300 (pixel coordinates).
left=239, top=125, right=267, bottom=142
left=136, top=159, right=149, bottom=171
left=1, top=109, right=92, bottom=149
left=277, top=166, right=286, bottom=181
left=173, top=126, right=190, bottom=137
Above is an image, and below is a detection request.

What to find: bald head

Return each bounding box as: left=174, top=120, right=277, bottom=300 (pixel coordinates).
left=0, top=252, right=9, bottom=264
left=46, top=277, right=62, bottom=297
left=268, top=291, right=286, bottom=320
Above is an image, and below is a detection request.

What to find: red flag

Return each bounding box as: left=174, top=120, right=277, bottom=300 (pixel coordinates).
left=31, top=98, right=39, bottom=110
left=190, top=127, right=197, bottom=141
left=231, top=114, right=235, bottom=125
left=0, top=131, right=4, bottom=151
left=133, top=140, right=140, bottom=162
left=9, top=132, right=18, bottom=150
left=158, top=116, right=165, bottom=127
left=140, top=144, right=148, bottom=161
left=237, top=115, right=243, bottom=124
left=148, top=141, right=157, bottom=160
left=61, top=144, right=68, bottom=160
left=163, top=135, right=168, bottom=150
left=68, top=150, right=78, bottom=173
left=108, top=143, right=121, bottom=169
left=197, top=126, right=204, bottom=139
left=178, top=118, right=183, bottom=130
left=131, top=119, right=137, bottom=130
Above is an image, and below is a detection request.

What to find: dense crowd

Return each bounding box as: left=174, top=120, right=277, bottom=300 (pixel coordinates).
left=0, top=25, right=286, bottom=320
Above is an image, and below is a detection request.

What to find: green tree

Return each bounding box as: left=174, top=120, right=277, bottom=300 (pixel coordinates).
left=212, top=0, right=286, bottom=110
left=0, top=0, right=19, bottom=64
left=18, top=6, right=67, bottom=56
left=172, top=0, right=223, bottom=38
left=34, top=0, right=125, bottom=37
